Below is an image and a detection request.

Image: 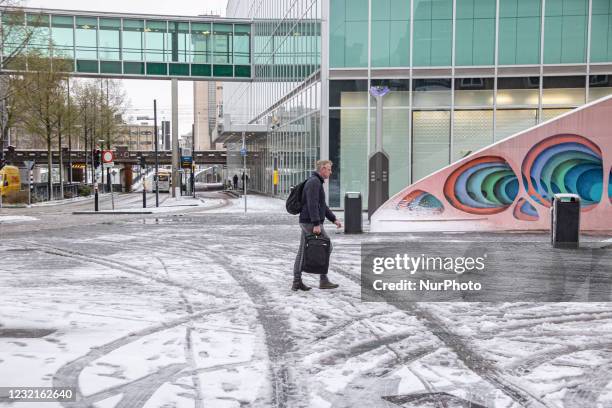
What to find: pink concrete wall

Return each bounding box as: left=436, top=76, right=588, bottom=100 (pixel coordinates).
left=371, top=96, right=612, bottom=232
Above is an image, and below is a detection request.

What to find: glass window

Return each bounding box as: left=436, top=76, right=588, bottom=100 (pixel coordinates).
left=51, top=15, right=74, bottom=59
left=168, top=22, right=190, bottom=63
left=122, top=19, right=144, bottom=61
left=544, top=0, right=587, bottom=63
left=2, top=12, right=26, bottom=59
left=456, top=0, right=495, bottom=66
left=590, top=0, right=612, bottom=62
left=496, top=76, right=540, bottom=106
left=589, top=74, right=612, bottom=101
left=213, top=23, right=233, bottom=64
left=371, top=0, right=410, bottom=67
left=412, top=110, right=450, bottom=182
left=145, top=20, right=168, bottom=62
left=338, top=109, right=369, bottom=206
left=499, top=0, right=541, bottom=65
left=27, top=13, right=50, bottom=56
left=542, top=75, right=585, bottom=106
left=329, top=0, right=368, bottom=67
left=452, top=110, right=493, bottom=162
left=413, top=78, right=452, bottom=107
left=330, top=80, right=368, bottom=107
left=75, top=17, right=97, bottom=59
left=414, top=0, right=452, bottom=66
left=345, top=21, right=368, bottom=67
left=542, top=108, right=571, bottom=121
left=234, top=24, right=250, bottom=64
left=99, top=18, right=120, bottom=60
left=455, top=77, right=494, bottom=106
left=347, top=0, right=368, bottom=20
left=191, top=23, right=211, bottom=63
left=495, top=109, right=537, bottom=141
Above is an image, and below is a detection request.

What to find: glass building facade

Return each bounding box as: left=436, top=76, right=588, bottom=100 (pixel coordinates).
left=224, top=0, right=321, bottom=196
left=222, top=0, right=612, bottom=208
left=325, top=0, right=612, bottom=207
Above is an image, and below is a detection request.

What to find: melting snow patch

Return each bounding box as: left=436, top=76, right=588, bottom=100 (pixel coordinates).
left=0, top=215, right=38, bottom=224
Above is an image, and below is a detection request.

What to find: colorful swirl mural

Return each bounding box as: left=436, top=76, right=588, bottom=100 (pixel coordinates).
left=522, top=135, right=604, bottom=209
left=396, top=190, right=444, bottom=213
left=443, top=156, right=518, bottom=215
left=372, top=97, right=612, bottom=232
left=513, top=198, right=539, bottom=221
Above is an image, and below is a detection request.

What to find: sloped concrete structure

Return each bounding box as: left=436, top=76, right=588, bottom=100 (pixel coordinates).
left=371, top=96, right=612, bottom=232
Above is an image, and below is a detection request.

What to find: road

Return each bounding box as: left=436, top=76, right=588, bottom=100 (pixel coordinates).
left=0, top=192, right=611, bottom=407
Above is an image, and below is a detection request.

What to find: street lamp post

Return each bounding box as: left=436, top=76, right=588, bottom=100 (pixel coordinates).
left=153, top=99, right=159, bottom=208
left=191, top=123, right=195, bottom=198
left=368, top=86, right=391, bottom=220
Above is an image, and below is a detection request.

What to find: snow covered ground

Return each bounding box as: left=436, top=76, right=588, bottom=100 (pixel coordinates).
left=0, top=215, right=38, bottom=224
left=0, top=193, right=611, bottom=408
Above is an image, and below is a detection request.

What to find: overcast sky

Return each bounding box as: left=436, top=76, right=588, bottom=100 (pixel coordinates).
left=26, top=0, right=229, bottom=135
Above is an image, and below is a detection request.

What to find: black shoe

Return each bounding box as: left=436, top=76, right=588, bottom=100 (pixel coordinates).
left=319, top=276, right=339, bottom=289
left=291, top=279, right=311, bottom=291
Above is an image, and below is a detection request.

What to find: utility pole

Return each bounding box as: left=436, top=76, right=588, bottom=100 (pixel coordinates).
left=106, top=79, right=111, bottom=193
left=154, top=99, right=159, bottom=207
left=242, top=131, right=247, bottom=214
left=192, top=123, right=195, bottom=198
left=140, top=155, right=147, bottom=208
left=99, top=81, right=104, bottom=191
left=171, top=79, right=179, bottom=198
left=67, top=79, right=72, bottom=184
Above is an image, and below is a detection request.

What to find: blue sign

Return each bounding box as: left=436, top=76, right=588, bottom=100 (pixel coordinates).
left=240, top=147, right=247, bottom=157
left=181, top=156, right=193, bottom=169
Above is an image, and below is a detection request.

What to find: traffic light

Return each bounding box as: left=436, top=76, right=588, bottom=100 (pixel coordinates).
left=94, top=149, right=101, bottom=168
left=139, top=155, right=146, bottom=168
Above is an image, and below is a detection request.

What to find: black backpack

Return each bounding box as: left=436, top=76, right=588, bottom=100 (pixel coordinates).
left=302, top=234, right=331, bottom=274
left=286, top=179, right=307, bottom=214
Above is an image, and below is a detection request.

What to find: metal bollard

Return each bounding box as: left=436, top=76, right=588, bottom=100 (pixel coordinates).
left=94, top=182, right=99, bottom=212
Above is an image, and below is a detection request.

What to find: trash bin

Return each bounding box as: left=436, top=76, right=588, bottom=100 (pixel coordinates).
left=344, top=192, right=362, bottom=234
left=551, top=193, right=580, bottom=248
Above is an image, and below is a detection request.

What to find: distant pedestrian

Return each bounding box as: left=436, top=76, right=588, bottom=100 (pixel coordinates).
left=292, top=160, right=342, bottom=291
left=241, top=172, right=249, bottom=190
left=233, top=174, right=238, bottom=190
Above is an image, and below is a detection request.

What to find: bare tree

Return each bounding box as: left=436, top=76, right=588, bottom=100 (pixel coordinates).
left=0, top=3, right=35, bottom=157
left=12, top=52, right=71, bottom=199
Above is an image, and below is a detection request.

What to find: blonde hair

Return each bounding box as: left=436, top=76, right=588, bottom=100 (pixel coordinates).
left=316, top=160, right=333, bottom=170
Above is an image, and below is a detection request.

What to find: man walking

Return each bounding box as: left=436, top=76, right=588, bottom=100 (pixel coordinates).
left=292, top=160, right=342, bottom=291
left=232, top=174, right=238, bottom=190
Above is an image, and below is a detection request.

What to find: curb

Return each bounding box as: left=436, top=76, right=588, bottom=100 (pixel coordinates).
left=72, top=211, right=153, bottom=215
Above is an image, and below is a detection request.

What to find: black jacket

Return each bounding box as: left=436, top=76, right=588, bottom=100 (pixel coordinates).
left=299, top=172, right=337, bottom=226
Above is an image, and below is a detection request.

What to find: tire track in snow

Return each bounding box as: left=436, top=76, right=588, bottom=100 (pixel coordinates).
left=52, top=306, right=237, bottom=408
left=271, top=241, right=555, bottom=408
left=156, top=256, right=204, bottom=408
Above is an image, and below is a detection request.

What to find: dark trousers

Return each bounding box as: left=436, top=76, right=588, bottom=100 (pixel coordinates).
left=293, top=223, right=332, bottom=280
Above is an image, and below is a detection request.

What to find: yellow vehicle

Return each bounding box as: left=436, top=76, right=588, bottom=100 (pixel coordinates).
left=0, top=165, right=21, bottom=197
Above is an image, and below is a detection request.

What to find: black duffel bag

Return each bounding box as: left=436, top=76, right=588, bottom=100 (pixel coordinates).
left=302, top=233, right=331, bottom=274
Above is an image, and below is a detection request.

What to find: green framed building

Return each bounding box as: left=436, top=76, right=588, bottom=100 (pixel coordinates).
left=222, top=0, right=612, bottom=208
